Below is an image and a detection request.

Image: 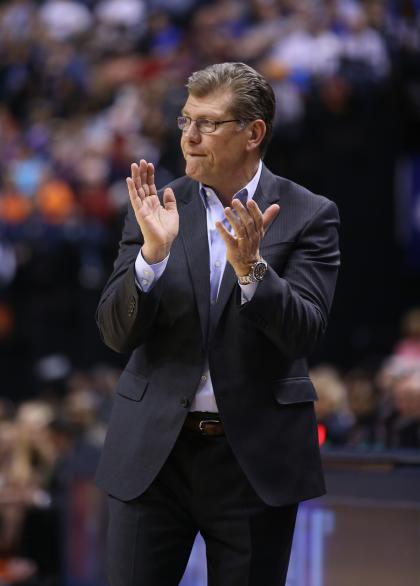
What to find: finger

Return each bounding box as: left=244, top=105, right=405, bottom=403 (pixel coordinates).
left=139, top=159, right=150, bottom=196
left=246, top=199, right=263, bottom=233
left=147, top=163, right=157, bottom=196
left=262, top=204, right=280, bottom=229
left=232, top=198, right=256, bottom=236
left=132, top=162, right=149, bottom=199
left=131, top=163, right=141, bottom=192
left=224, top=206, right=247, bottom=239
left=126, top=177, right=142, bottom=212
left=163, top=187, right=177, bottom=211
left=132, top=163, right=147, bottom=199
left=215, top=220, right=237, bottom=248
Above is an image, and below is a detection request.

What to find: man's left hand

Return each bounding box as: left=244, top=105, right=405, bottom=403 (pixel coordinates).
left=215, top=199, right=280, bottom=277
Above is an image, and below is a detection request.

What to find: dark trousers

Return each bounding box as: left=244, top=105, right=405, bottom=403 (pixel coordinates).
left=107, top=427, right=298, bottom=586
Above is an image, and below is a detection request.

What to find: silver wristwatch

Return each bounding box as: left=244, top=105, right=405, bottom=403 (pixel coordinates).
left=238, top=258, right=268, bottom=285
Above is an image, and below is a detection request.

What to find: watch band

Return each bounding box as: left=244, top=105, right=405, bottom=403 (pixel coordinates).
left=238, top=274, right=255, bottom=285
left=238, top=258, right=268, bottom=285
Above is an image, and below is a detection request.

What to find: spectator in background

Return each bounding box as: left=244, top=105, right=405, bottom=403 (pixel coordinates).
left=36, top=173, right=76, bottom=225
left=339, top=3, right=389, bottom=81
left=311, top=365, right=354, bottom=446
left=377, top=355, right=420, bottom=449
left=234, top=0, right=288, bottom=63
left=39, top=0, right=92, bottom=41
left=392, top=368, right=420, bottom=445
left=0, top=401, right=59, bottom=584
left=0, top=363, right=118, bottom=584
left=10, top=146, right=47, bottom=201
left=376, top=307, right=420, bottom=449
left=344, top=368, right=379, bottom=446
left=394, top=307, right=420, bottom=359
left=0, top=175, right=32, bottom=229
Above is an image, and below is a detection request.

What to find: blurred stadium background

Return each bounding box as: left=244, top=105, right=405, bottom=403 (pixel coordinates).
left=0, top=0, right=420, bottom=584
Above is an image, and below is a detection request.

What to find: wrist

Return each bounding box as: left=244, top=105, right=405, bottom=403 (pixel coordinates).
left=234, top=257, right=260, bottom=278
left=141, top=244, right=170, bottom=264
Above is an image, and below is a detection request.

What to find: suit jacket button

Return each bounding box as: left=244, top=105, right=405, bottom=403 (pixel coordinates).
left=128, top=297, right=136, bottom=317
left=180, top=397, right=190, bottom=408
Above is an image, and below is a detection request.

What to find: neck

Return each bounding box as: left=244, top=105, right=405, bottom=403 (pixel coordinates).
left=209, top=161, right=260, bottom=207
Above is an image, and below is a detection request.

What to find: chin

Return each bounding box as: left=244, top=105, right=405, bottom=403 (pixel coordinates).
left=185, top=164, right=204, bottom=183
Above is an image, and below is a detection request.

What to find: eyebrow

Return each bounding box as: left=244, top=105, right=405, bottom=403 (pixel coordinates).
left=181, top=110, right=220, bottom=119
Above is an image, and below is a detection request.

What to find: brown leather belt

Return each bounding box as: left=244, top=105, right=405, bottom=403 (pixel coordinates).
left=183, top=412, right=224, bottom=437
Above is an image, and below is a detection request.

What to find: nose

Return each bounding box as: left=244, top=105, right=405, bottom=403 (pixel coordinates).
left=184, top=120, right=201, bottom=142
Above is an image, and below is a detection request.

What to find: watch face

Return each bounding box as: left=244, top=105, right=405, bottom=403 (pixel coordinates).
left=254, top=261, right=267, bottom=281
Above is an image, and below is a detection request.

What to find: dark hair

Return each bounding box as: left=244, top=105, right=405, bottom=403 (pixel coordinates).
left=186, top=62, right=275, bottom=157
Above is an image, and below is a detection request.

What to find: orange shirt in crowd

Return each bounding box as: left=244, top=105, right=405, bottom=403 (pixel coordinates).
left=36, top=179, right=76, bottom=224
left=0, top=192, right=32, bottom=224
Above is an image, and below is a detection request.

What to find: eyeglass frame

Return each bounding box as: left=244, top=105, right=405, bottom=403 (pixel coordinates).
left=177, top=115, right=247, bottom=134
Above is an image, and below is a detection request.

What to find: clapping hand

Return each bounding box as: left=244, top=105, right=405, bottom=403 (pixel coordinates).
left=126, top=159, right=179, bottom=264
left=216, top=198, right=280, bottom=277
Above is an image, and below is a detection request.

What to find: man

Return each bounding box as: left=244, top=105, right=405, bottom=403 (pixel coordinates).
left=96, top=62, right=340, bottom=586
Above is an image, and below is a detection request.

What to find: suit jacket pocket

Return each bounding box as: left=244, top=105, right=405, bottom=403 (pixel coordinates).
left=115, top=370, right=149, bottom=402
left=272, top=378, right=318, bottom=404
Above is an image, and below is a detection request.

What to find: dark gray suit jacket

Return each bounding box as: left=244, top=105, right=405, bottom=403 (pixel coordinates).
left=95, top=164, right=340, bottom=506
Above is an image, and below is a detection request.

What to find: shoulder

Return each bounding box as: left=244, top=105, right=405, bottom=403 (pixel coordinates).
left=263, top=165, right=339, bottom=218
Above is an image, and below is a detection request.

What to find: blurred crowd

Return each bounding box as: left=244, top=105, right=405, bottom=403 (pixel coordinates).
left=1, top=0, right=420, bottom=385
left=0, top=364, right=116, bottom=584
left=313, top=307, right=420, bottom=449
left=0, top=307, right=419, bottom=583
left=1, top=1, right=420, bottom=580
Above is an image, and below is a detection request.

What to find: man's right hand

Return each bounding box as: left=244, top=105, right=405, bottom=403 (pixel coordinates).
left=127, top=159, right=179, bottom=264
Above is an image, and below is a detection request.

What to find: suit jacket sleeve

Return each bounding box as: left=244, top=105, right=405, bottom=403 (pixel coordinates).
left=239, top=198, right=340, bottom=360
left=96, top=202, right=164, bottom=353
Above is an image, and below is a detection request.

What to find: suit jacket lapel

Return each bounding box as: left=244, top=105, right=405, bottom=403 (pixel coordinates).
left=211, top=164, right=280, bottom=332
left=253, top=163, right=281, bottom=213
left=179, top=182, right=210, bottom=345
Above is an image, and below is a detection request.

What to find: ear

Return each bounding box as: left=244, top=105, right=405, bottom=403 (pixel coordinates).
left=245, top=119, right=266, bottom=153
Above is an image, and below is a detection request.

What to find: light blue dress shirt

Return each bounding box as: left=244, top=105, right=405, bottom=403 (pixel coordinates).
left=135, top=160, right=263, bottom=412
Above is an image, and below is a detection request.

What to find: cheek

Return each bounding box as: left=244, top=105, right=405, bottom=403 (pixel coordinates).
left=180, top=137, right=187, bottom=157
left=214, top=150, right=233, bottom=169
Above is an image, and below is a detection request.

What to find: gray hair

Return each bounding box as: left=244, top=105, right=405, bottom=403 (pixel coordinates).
left=186, top=62, right=275, bottom=157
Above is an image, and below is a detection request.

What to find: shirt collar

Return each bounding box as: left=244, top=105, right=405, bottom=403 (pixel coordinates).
left=199, top=160, right=263, bottom=207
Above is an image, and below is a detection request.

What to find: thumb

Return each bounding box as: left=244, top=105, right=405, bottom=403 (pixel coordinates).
left=262, top=204, right=280, bottom=229
left=163, top=188, right=177, bottom=211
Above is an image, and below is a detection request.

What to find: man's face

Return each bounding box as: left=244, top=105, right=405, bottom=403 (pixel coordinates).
left=180, top=90, right=250, bottom=188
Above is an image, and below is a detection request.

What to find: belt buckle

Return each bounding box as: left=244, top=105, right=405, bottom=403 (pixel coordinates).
left=198, top=419, right=220, bottom=435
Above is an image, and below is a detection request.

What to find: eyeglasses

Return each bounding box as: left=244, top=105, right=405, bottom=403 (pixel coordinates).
left=177, top=115, right=242, bottom=134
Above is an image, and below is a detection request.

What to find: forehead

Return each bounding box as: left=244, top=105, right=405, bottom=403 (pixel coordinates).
left=182, top=90, right=234, bottom=118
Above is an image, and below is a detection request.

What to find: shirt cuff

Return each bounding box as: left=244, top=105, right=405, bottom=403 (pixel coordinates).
left=239, top=282, right=258, bottom=304
left=135, top=248, right=169, bottom=292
